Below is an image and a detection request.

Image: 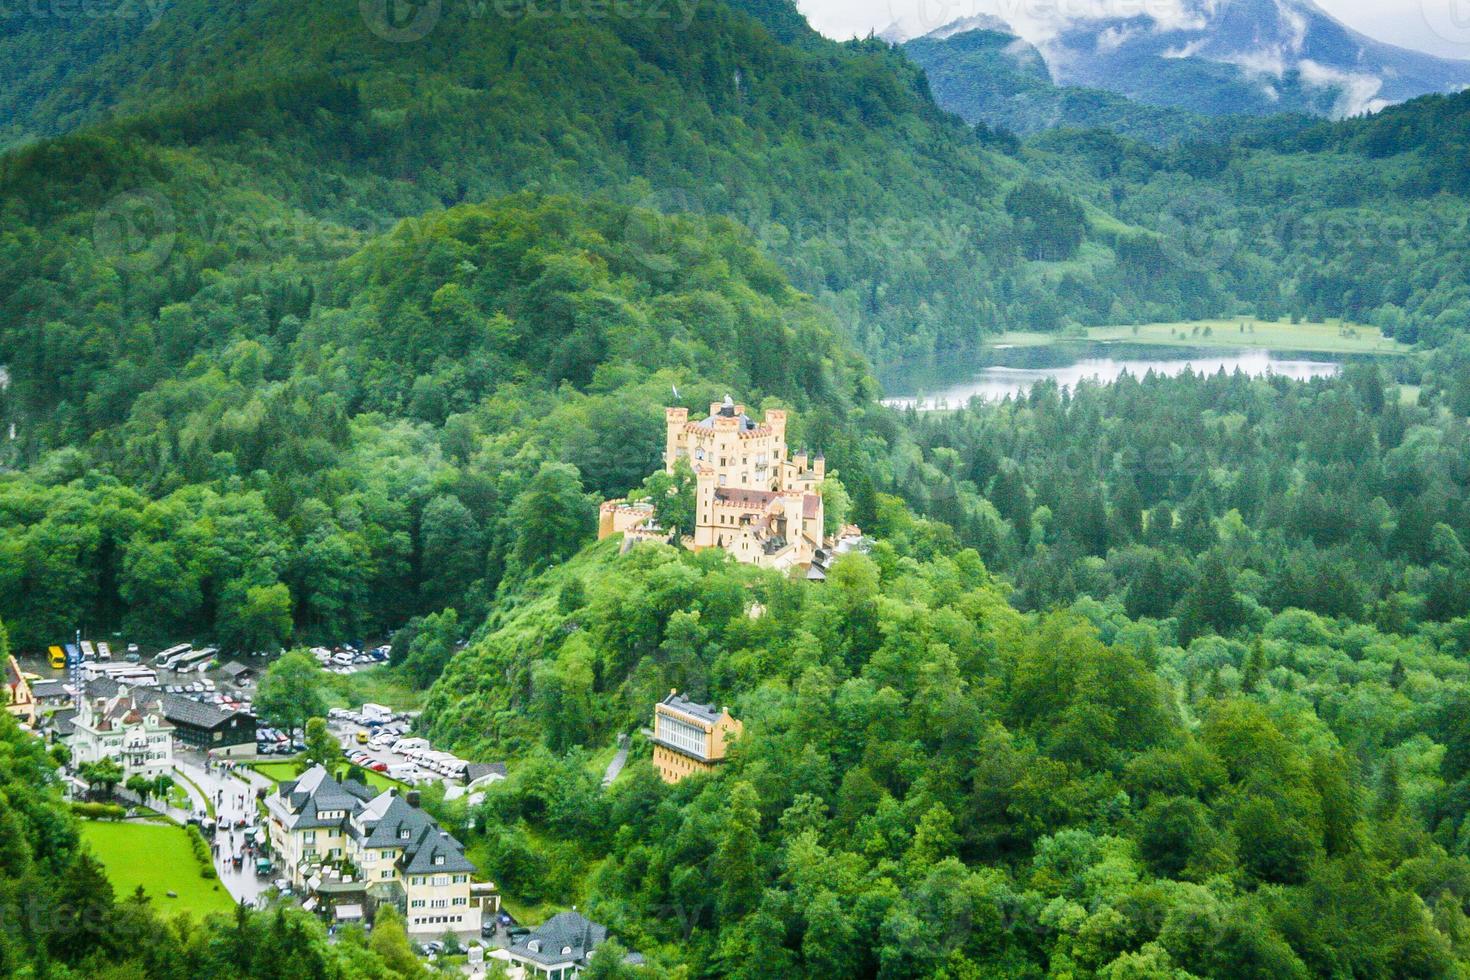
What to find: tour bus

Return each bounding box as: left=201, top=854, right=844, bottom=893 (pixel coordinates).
left=96, top=642, right=112, bottom=661
left=169, top=647, right=217, bottom=672
left=48, top=646, right=66, bottom=669
left=64, top=644, right=81, bottom=666
left=152, top=643, right=191, bottom=667
left=79, top=640, right=96, bottom=661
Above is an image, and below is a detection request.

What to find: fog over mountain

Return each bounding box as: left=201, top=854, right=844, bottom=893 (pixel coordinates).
left=845, top=0, right=1470, bottom=118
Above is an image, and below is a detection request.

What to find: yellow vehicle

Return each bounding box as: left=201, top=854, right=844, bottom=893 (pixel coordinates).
left=48, top=646, right=66, bottom=669
left=355, top=730, right=369, bottom=745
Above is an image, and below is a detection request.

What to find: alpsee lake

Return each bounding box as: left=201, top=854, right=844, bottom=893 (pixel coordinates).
left=884, top=343, right=1345, bottom=410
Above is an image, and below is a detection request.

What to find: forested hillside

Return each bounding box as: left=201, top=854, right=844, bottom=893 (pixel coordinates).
left=1024, top=93, right=1470, bottom=345
left=0, top=192, right=881, bottom=651
left=0, top=0, right=1171, bottom=373
left=416, top=515, right=1470, bottom=976
left=903, top=28, right=1246, bottom=146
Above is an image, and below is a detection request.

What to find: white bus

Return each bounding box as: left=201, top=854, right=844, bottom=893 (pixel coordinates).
left=152, top=643, right=191, bottom=667
left=169, top=647, right=217, bottom=672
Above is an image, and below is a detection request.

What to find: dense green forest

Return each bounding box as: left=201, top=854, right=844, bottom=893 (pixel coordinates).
left=412, top=517, right=1470, bottom=976
left=0, top=0, right=1136, bottom=372
left=0, top=192, right=880, bottom=651
left=894, top=356, right=1470, bottom=628
left=5, top=0, right=1470, bottom=976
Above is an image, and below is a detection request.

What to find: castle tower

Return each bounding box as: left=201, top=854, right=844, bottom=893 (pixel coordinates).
left=665, top=406, right=689, bottom=471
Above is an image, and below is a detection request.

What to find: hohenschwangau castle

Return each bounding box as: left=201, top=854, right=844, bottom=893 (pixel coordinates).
left=599, top=397, right=840, bottom=573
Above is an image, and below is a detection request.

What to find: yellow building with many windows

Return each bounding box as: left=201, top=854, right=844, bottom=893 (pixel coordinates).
left=600, top=396, right=829, bottom=572
left=650, top=691, right=742, bottom=784
left=265, top=766, right=488, bottom=937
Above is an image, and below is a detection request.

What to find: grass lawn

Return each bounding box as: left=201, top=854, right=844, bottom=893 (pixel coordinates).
left=989, top=319, right=1411, bottom=356
left=248, top=760, right=408, bottom=793
left=80, top=821, right=235, bottom=918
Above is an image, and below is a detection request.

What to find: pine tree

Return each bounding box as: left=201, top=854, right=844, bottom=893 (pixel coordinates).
left=1376, top=756, right=1403, bottom=820
left=1242, top=639, right=1267, bottom=693
left=715, top=782, right=762, bottom=921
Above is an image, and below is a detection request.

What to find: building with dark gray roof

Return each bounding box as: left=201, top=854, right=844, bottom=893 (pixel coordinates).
left=505, top=910, right=609, bottom=978
left=265, top=766, right=491, bottom=937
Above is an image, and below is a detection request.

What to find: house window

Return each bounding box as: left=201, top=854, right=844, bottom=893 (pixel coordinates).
left=410, top=900, right=425, bottom=909
left=453, top=897, right=467, bottom=906
left=303, top=832, right=316, bottom=844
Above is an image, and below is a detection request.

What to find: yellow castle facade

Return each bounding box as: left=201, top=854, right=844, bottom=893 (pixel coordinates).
left=599, top=397, right=827, bottom=572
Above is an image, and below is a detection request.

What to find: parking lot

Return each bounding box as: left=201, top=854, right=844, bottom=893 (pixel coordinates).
left=324, top=709, right=480, bottom=788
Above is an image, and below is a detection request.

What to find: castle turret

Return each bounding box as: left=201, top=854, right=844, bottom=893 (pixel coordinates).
left=665, top=406, right=689, bottom=471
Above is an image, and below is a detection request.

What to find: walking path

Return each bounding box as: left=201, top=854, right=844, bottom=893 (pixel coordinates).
left=602, top=733, right=629, bottom=788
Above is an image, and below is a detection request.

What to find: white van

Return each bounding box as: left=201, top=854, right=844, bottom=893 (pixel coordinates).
left=393, top=738, right=430, bottom=754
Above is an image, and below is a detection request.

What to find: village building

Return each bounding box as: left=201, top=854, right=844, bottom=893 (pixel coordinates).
left=503, top=910, right=610, bottom=979
left=599, top=396, right=832, bottom=572
left=4, top=655, right=36, bottom=727
left=264, top=766, right=493, bottom=937
left=161, top=694, right=257, bottom=756
left=649, top=691, right=742, bottom=784
left=67, top=684, right=174, bottom=779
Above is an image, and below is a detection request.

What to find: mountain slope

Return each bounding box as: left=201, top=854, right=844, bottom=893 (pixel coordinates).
left=910, top=0, right=1470, bottom=121
left=903, top=28, right=1244, bottom=144
left=0, top=0, right=1233, bottom=384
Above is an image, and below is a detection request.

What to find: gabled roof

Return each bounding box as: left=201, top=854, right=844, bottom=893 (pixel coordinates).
left=275, top=765, right=378, bottom=831
left=400, top=826, right=476, bottom=875
left=52, top=708, right=77, bottom=736
left=509, top=911, right=608, bottom=968
left=359, top=793, right=438, bottom=848
left=162, top=693, right=253, bottom=731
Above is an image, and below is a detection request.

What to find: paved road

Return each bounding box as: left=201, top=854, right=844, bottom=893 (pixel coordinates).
left=602, top=734, right=629, bottom=788
left=175, top=754, right=269, bottom=907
